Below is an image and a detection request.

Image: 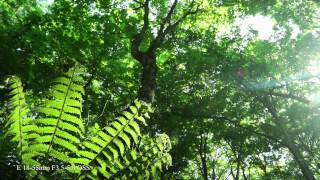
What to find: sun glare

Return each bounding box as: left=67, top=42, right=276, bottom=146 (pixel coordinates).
left=235, top=14, right=274, bottom=40
left=304, top=60, right=320, bottom=105
left=307, top=60, right=320, bottom=76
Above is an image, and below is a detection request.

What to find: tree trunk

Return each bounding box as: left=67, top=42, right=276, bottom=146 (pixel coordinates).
left=235, top=153, right=240, bottom=180
left=263, top=97, right=315, bottom=180
left=137, top=53, right=157, bottom=103
left=129, top=0, right=199, bottom=103
left=199, top=133, right=208, bottom=180
left=282, top=132, right=315, bottom=180
left=211, top=162, right=216, bottom=180
left=230, top=166, right=236, bottom=179
left=262, top=155, right=268, bottom=177
left=241, top=165, right=248, bottom=180
left=200, top=155, right=208, bottom=180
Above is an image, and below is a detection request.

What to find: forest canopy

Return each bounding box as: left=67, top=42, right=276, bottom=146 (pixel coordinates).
left=0, top=0, right=320, bottom=179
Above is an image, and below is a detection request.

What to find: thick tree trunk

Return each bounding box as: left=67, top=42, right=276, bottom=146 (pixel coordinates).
left=131, top=32, right=157, bottom=103
left=137, top=53, right=157, bottom=103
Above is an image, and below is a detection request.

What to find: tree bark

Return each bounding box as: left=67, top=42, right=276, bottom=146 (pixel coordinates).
left=137, top=53, right=157, bottom=103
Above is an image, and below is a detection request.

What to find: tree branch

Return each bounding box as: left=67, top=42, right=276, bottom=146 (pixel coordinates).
left=168, top=109, right=280, bottom=143
left=131, top=0, right=150, bottom=63
left=149, top=0, right=200, bottom=51
left=153, top=0, right=178, bottom=43
left=269, top=92, right=310, bottom=104
left=259, top=95, right=316, bottom=180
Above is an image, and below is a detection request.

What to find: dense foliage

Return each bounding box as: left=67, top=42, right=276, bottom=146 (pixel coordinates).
left=0, top=0, right=320, bottom=179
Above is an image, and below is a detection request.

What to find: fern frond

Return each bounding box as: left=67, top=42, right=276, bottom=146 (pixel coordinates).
left=76, top=100, right=150, bottom=178
left=27, top=67, right=86, bottom=164
left=110, top=134, right=172, bottom=179
left=5, top=76, right=30, bottom=161
left=3, top=68, right=173, bottom=179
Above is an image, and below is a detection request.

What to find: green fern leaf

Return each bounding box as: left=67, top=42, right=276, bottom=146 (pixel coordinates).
left=77, top=101, right=150, bottom=179
left=5, top=76, right=30, bottom=162
left=27, top=67, right=86, bottom=166
left=109, top=134, right=172, bottom=179
left=3, top=70, right=172, bottom=179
